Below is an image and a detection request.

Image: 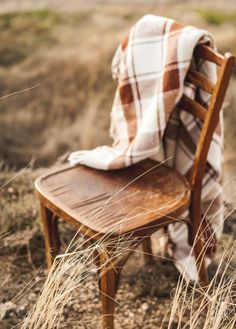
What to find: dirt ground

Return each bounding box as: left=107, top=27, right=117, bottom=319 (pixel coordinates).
left=0, top=1, right=236, bottom=328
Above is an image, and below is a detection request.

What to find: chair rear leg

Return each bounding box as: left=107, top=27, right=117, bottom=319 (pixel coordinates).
left=99, top=252, right=116, bottom=329
left=194, top=234, right=208, bottom=285
left=40, top=202, right=60, bottom=269
left=142, top=237, right=154, bottom=264
left=190, top=191, right=209, bottom=286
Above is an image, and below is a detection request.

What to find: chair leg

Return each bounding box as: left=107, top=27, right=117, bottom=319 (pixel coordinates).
left=99, top=252, right=116, bottom=329
left=142, top=237, right=154, bottom=264
left=189, top=189, right=209, bottom=286
left=40, top=202, right=60, bottom=269
left=193, top=234, right=208, bottom=285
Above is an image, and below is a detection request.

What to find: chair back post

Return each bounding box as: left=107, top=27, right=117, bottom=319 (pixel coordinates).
left=189, top=48, right=235, bottom=246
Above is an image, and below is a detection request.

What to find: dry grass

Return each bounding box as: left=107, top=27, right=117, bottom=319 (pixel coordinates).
left=20, top=216, right=236, bottom=329
left=166, top=241, right=236, bottom=329
left=1, top=163, right=235, bottom=328
left=19, top=167, right=236, bottom=329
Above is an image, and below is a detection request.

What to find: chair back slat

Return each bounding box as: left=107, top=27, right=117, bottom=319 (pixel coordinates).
left=178, top=94, right=207, bottom=121
left=194, top=44, right=224, bottom=66
left=186, top=69, right=215, bottom=94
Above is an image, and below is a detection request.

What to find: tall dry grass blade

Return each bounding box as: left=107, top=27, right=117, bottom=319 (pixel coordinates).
left=0, top=84, right=41, bottom=101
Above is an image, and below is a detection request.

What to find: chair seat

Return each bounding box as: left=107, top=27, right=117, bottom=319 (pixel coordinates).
left=35, top=159, right=190, bottom=236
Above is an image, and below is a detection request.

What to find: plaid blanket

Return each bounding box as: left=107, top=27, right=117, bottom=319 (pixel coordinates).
left=69, top=15, right=224, bottom=280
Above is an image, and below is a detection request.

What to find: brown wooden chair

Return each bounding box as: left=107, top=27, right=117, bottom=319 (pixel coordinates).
left=35, top=45, right=235, bottom=329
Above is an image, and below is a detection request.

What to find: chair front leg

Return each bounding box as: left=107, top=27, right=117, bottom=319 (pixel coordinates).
left=99, top=251, right=116, bottom=329
left=40, top=202, right=60, bottom=269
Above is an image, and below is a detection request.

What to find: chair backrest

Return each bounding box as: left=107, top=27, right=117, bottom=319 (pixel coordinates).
left=178, top=44, right=235, bottom=192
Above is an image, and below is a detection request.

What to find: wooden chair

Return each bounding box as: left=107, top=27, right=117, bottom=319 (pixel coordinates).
left=35, top=45, right=235, bottom=329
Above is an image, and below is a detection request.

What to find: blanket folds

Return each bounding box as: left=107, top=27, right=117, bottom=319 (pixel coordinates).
left=69, top=15, right=223, bottom=280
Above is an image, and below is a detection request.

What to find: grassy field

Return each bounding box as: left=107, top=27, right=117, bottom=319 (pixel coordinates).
left=0, top=1, right=236, bottom=328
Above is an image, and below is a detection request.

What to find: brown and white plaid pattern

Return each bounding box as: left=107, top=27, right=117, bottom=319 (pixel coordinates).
left=69, top=15, right=224, bottom=280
